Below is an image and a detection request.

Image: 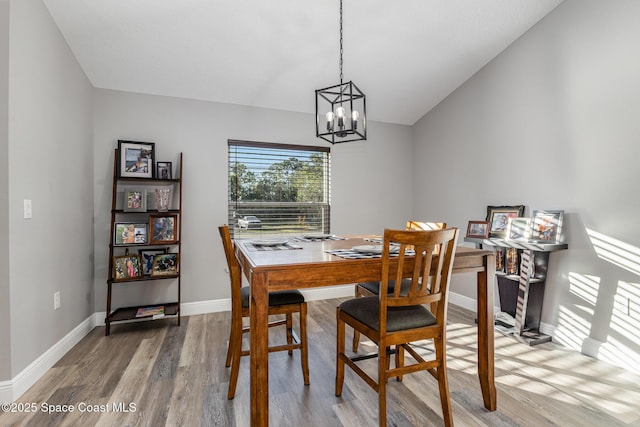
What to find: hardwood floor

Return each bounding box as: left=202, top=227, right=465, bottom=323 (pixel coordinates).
left=2, top=298, right=640, bottom=427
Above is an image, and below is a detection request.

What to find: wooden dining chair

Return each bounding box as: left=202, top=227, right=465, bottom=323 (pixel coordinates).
left=218, top=225, right=310, bottom=399
left=336, top=227, right=459, bottom=427
left=352, top=221, right=446, bottom=351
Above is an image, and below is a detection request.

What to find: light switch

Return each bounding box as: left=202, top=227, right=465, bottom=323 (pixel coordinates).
left=24, top=199, right=32, bottom=219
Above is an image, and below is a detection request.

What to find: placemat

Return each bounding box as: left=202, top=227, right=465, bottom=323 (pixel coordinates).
left=245, top=242, right=302, bottom=251
left=288, top=235, right=346, bottom=242
left=326, top=248, right=415, bottom=259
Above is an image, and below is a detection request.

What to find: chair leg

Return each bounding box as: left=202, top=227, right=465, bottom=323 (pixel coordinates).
left=227, top=318, right=243, bottom=399
left=300, top=303, right=310, bottom=385
left=286, top=312, right=294, bottom=355
left=385, top=346, right=391, bottom=383
left=225, top=315, right=235, bottom=368
left=352, top=286, right=362, bottom=352
left=378, top=346, right=388, bottom=427
left=335, top=309, right=346, bottom=396
left=435, top=336, right=453, bottom=427
left=395, top=344, right=404, bottom=382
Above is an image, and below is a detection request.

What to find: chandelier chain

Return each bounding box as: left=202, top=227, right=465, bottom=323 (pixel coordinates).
left=339, top=0, right=343, bottom=84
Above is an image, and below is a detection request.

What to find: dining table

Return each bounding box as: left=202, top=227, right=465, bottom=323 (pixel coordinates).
left=234, top=235, right=497, bottom=427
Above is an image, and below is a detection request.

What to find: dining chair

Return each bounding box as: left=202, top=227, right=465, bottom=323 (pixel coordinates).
left=218, top=225, right=310, bottom=399
left=336, top=227, right=459, bottom=427
left=352, top=221, right=446, bottom=351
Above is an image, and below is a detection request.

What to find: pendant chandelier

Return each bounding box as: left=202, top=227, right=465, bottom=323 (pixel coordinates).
left=315, top=0, right=367, bottom=144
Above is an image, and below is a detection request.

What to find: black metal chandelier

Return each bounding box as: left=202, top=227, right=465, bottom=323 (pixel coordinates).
left=315, top=0, right=366, bottom=144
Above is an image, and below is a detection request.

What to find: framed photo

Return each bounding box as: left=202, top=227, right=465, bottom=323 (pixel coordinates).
left=114, top=222, right=148, bottom=245
left=139, top=248, right=167, bottom=276
left=156, top=162, right=172, bottom=180
left=486, top=205, right=525, bottom=237
left=149, top=214, right=178, bottom=244
left=117, top=140, right=155, bottom=179
left=113, top=255, right=143, bottom=281
left=530, top=210, right=564, bottom=243
left=466, top=221, right=490, bottom=238
left=151, top=253, right=179, bottom=277
left=122, top=187, right=147, bottom=212
left=506, top=217, right=531, bottom=241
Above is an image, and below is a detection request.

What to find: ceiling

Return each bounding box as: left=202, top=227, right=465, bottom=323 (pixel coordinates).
left=42, top=0, right=563, bottom=126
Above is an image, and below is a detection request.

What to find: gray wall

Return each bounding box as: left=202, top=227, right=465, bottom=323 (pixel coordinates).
left=0, top=0, right=10, bottom=381
left=413, top=0, right=640, bottom=371
left=5, top=0, right=93, bottom=378
left=93, top=89, right=414, bottom=309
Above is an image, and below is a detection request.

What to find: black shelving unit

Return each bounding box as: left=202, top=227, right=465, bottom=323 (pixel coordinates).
left=465, top=237, right=567, bottom=345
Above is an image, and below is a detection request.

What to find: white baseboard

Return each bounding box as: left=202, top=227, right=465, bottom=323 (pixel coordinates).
left=539, top=321, right=555, bottom=338
left=0, top=287, right=477, bottom=402
left=448, top=291, right=501, bottom=314
left=0, top=313, right=98, bottom=403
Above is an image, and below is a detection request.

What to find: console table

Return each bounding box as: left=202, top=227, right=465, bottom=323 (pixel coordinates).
left=465, top=237, right=567, bottom=345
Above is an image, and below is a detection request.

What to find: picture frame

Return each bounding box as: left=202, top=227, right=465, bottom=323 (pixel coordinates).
left=114, top=222, right=148, bottom=246
left=156, top=162, right=172, bottom=180
left=506, top=217, right=531, bottom=241
left=530, top=210, right=564, bottom=243
left=122, top=187, right=147, bottom=212
left=486, top=205, right=525, bottom=237
left=138, top=248, right=167, bottom=276
left=113, top=254, right=144, bottom=281
left=151, top=253, right=179, bottom=277
left=149, top=214, right=178, bottom=244
left=117, top=140, right=155, bottom=179
left=466, top=221, right=490, bottom=239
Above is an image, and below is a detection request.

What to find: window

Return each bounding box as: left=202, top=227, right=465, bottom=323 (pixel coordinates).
left=228, top=140, right=331, bottom=237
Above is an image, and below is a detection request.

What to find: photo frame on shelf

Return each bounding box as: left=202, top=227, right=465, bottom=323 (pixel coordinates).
left=506, top=217, right=531, bottom=241
left=117, top=140, right=155, bottom=179
left=156, top=162, right=172, bottom=180
left=530, top=210, right=564, bottom=243
left=113, top=254, right=144, bottom=281
left=114, top=222, right=148, bottom=246
left=122, top=187, right=147, bottom=212
left=139, top=248, right=167, bottom=276
left=486, top=205, right=525, bottom=237
left=151, top=253, right=179, bottom=277
left=149, top=214, right=178, bottom=244
left=466, top=221, right=490, bottom=239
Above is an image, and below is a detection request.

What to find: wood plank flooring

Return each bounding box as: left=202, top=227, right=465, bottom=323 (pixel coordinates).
left=2, top=298, right=640, bottom=426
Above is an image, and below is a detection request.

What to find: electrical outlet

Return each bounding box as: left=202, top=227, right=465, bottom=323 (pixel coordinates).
left=54, top=291, right=61, bottom=310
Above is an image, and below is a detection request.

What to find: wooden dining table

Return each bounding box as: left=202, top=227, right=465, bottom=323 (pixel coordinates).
left=234, top=236, right=497, bottom=426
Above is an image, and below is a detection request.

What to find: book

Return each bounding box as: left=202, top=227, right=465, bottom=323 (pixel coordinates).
left=136, top=305, right=165, bottom=318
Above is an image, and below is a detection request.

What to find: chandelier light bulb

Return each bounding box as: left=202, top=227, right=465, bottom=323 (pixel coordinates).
left=325, top=111, right=335, bottom=131
left=336, top=106, right=346, bottom=128
left=351, top=110, right=359, bottom=130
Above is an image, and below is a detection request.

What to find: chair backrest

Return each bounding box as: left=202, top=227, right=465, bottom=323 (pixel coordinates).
left=379, top=228, right=459, bottom=330
left=406, top=220, right=447, bottom=231
left=218, top=225, right=244, bottom=314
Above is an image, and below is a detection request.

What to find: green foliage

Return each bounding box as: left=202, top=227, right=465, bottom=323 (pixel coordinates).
left=230, top=154, right=326, bottom=202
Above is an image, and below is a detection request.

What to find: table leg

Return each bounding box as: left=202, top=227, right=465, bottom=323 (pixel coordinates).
left=476, top=254, right=497, bottom=411
left=250, top=272, right=270, bottom=426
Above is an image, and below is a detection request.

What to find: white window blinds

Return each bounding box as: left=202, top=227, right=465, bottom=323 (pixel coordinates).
left=228, top=140, right=331, bottom=237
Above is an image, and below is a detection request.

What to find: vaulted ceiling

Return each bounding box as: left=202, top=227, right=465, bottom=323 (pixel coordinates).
left=42, top=0, right=563, bottom=125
